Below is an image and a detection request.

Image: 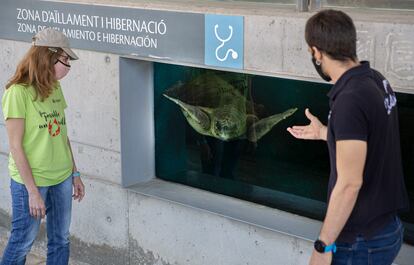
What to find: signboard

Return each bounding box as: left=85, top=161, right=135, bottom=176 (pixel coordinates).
left=205, top=14, right=244, bottom=69
left=0, top=0, right=244, bottom=69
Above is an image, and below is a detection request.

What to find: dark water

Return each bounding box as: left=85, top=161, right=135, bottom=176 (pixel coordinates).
left=154, top=62, right=414, bottom=243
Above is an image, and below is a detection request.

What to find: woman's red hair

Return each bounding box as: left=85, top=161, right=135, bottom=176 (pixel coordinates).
left=6, top=46, right=61, bottom=101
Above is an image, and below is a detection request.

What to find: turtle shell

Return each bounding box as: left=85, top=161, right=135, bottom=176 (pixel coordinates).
left=164, top=72, right=252, bottom=112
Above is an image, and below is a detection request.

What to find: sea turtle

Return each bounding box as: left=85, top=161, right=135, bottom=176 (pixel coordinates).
left=163, top=72, right=297, bottom=142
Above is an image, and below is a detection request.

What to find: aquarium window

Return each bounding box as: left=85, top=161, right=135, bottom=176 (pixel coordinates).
left=153, top=62, right=414, bottom=244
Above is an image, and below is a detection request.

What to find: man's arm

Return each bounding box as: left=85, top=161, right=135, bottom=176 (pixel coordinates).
left=309, top=139, right=366, bottom=265
left=319, top=139, right=366, bottom=243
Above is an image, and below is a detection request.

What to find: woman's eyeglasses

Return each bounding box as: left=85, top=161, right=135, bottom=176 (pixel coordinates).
left=49, top=47, right=71, bottom=67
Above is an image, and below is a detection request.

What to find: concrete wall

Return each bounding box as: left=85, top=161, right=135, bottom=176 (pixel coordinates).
left=1, top=2, right=414, bottom=265
left=245, top=15, right=414, bottom=94
left=0, top=41, right=316, bottom=265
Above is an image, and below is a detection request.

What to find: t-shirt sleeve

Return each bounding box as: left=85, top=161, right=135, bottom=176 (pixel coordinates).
left=57, top=85, right=68, bottom=109
left=1, top=85, right=27, bottom=120
left=332, top=93, right=368, bottom=141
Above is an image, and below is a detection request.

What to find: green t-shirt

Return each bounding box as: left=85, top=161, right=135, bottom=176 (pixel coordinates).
left=1, top=83, right=73, bottom=186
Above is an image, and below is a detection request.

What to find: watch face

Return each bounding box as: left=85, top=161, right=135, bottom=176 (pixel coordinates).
left=314, top=239, right=326, bottom=253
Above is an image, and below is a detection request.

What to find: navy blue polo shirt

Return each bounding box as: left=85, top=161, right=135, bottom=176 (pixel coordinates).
left=326, top=61, right=409, bottom=243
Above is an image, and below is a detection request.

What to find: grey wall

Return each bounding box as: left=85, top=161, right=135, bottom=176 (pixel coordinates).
left=120, top=58, right=155, bottom=187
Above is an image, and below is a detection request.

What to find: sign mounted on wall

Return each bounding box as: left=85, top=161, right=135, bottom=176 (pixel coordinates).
left=0, top=0, right=244, bottom=70
left=204, top=14, right=244, bottom=69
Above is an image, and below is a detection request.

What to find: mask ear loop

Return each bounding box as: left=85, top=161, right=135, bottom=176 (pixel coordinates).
left=311, top=49, right=322, bottom=66
left=56, top=59, right=71, bottom=68
left=49, top=47, right=71, bottom=68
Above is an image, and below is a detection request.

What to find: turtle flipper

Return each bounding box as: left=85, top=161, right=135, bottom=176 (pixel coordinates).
left=163, top=81, right=185, bottom=100
left=247, top=108, right=297, bottom=142
left=163, top=94, right=210, bottom=131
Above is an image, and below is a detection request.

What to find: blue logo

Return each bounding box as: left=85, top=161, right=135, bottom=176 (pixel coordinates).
left=205, top=14, right=244, bottom=69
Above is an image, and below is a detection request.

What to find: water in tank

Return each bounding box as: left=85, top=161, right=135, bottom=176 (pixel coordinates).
left=153, top=62, right=414, bottom=243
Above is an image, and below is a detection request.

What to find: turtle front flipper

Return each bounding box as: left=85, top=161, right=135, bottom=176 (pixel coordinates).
left=163, top=94, right=211, bottom=132
left=247, top=108, right=297, bottom=142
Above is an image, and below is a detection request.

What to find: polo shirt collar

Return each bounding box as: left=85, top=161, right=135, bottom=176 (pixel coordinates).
left=327, top=61, right=371, bottom=100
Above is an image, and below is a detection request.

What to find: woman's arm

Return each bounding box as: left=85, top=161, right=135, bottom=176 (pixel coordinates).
left=5, top=118, right=45, bottom=218
left=67, top=137, right=77, bottom=173
left=67, top=137, right=85, bottom=202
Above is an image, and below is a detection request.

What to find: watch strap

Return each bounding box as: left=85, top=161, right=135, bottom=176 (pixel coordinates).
left=324, top=243, right=337, bottom=253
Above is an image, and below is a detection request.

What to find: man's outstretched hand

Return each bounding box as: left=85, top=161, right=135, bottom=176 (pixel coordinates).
left=287, top=108, right=327, bottom=141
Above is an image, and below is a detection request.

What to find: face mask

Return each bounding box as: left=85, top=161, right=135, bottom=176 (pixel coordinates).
left=311, top=53, right=331, bottom=82
left=54, top=59, right=70, bottom=80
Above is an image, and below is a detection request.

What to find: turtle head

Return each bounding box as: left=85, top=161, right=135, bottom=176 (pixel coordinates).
left=211, top=107, right=245, bottom=141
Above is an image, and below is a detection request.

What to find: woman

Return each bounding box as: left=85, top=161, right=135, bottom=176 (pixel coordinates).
left=1, top=28, right=85, bottom=265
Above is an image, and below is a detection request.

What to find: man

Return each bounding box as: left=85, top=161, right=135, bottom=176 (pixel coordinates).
left=287, top=10, right=409, bottom=265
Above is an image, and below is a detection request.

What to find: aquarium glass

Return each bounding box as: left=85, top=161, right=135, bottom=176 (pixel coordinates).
left=154, top=62, right=414, bottom=243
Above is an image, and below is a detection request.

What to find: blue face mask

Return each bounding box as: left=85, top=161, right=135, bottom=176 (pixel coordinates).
left=311, top=52, right=331, bottom=82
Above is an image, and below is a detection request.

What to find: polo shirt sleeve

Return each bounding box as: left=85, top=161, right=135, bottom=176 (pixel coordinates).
left=1, top=85, right=27, bottom=120
left=332, top=93, right=368, bottom=141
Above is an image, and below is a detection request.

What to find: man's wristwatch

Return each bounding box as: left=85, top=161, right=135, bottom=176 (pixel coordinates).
left=314, top=239, right=337, bottom=253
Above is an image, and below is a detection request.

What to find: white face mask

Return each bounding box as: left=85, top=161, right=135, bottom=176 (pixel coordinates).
left=54, top=55, right=71, bottom=80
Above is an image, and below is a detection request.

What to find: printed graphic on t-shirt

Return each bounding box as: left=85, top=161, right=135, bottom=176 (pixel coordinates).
left=38, top=110, right=66, bottom=137
left=383, top=79, right=397, bottom=115
left=48, top=118, right=61, bottom=137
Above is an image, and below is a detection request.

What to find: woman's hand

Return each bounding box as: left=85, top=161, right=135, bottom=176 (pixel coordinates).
left=28, top=189, right=46, bottom=219
left=72, top=176, right=85, bottom=202
left=287, top=108, right=327, bottom=141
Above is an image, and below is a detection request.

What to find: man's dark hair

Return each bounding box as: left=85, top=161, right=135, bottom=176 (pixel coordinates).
left=305, top=9, right=357, bottom=61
